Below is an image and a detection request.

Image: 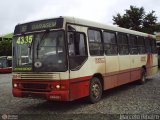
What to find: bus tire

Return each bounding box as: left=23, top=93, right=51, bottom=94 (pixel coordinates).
left=138, top=68, right=146, bottom=85
left=88, top=77, right=102, bottom=103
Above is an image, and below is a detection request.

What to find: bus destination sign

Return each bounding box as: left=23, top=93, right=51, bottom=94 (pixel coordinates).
left=31, top=22, right=56, bottom=31
left=14, top=18, right=63, bottom=34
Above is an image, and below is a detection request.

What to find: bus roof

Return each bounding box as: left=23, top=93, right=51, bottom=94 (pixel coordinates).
left=0, top=56, right=12, bottom=59
left=16, top=16, right=155, bottom=38
left=62, top=16, right=155, bottom=38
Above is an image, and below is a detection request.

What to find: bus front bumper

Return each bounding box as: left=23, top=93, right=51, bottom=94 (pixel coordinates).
left=12, top=79, right=70, bottom=101
left=12, top=88, right=69, bottom=101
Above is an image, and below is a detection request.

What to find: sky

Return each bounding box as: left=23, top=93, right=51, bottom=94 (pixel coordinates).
left=0, top=0, right=160, bottom=35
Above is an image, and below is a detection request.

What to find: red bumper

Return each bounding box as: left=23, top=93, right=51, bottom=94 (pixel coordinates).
left=12, top=79, right=70, bottom=101
left=12, top=88, right=69, bottom=101
left=12, top=76, right=91, bottom=101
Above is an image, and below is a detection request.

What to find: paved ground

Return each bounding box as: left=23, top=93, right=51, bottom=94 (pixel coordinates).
left=0, top=72, right=160, bottom=120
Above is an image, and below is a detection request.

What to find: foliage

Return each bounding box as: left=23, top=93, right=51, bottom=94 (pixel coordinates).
left=0, top=33, right=13, bottom=38
left=0, top=33, right=13, bottom=56
left=0, top=39, right=12, bottom=56
left=113, top=5, right=158, bottom=34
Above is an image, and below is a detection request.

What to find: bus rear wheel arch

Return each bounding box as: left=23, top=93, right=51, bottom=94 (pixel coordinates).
left=138, top=67, right=147, bottom=85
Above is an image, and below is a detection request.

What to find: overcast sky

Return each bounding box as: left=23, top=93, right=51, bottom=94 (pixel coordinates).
left=0, top=0, right=160, bottom=35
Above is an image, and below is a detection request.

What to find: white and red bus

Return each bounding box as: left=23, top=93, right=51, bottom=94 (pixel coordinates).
left=157, top=44, right=160, bottom=68
left=12, top=16, right=158, bottom=103
left=0, top=56, right=12, bottom=73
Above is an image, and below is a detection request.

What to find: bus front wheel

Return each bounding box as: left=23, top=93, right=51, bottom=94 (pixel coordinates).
left=88, top=77, right=102, bottom=103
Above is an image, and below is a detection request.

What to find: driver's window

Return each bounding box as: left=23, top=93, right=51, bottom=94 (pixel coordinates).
left=68, top=32, right=87, bottom=56
left=68, top=32, right=75, bottom=56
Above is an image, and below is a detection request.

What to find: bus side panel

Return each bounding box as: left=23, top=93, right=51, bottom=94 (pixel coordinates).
left=130, top=68, right=141, bottom=82
left=117, top=55, right=131, bottom=86
left=147, top=54, right=158, bottom=76
left=69, top=78, right=90, bottom=101
left=104, top=75, right=118, bottom=90
left=130, top=55, right=144, bottom=81
left=104, top=56, right=119, bottom=90
left=69, top=56, right=105, bottom=100
left=146, top=54, right=153, bottom=76
left=146, top=54, right=158, bottom=76
left=117, top=70, right=130, bottom=86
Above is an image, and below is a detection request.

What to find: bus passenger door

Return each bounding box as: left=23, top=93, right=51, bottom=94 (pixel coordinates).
left=67, top=27, right=89, bottom=100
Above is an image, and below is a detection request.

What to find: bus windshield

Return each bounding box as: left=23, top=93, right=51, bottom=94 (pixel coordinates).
left=0, top=57, right=12, bottom=68
left=0, top=57, right=7, bottom=68
left=13, top=30, right=67, bottom=72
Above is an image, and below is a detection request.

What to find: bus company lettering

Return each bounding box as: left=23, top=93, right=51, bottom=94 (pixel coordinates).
left=95, top=58, right=105, bottom=64
left=141, top=56, right=146, bottom=62
left=14, top=67, right=32, bottom=71
left=31, top=22, right=56, bottom=31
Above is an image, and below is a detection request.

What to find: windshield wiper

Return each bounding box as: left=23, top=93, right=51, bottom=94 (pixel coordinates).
left=28, top=40, right=33, bottom=60
left=36, top=30, right=49, bottom=59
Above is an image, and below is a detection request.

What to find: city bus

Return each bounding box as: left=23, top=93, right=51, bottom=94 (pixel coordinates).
left=157, top=42, right=160, bottom=67
left=12, top=16, right=158, bottom=103
left=0, top=56, right=12, bottom=73
left=156, top=34, right=160, bottom=67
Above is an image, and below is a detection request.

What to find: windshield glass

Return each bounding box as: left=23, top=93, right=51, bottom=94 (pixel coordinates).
left=13, top=30, right=67, bottom=72
left=0, top=57, right=7, bottom=68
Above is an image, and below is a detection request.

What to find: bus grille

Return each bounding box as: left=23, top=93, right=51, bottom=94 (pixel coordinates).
left=22, top=83, right=48, bottom=89
left=13, top=72, right=60, bottom=80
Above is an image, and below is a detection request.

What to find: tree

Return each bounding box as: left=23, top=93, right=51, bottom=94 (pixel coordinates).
left=0, top=33, right=13, bottom=56
left=113, top=5, right=158, bottom=34
left=0, top=40, right=12, bottom=56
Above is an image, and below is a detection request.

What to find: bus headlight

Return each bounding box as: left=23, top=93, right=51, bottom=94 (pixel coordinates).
left=13, top=83, right=18, bottom=88
left=56, top=85, right=61, bottom=89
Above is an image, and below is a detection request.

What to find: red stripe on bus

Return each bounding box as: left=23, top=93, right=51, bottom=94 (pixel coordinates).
left=0, top=68, right=12, bottom=73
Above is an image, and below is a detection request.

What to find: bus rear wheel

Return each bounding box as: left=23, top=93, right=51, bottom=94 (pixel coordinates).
left=138, top=68, right=146, bottom=85
left=88, top=77, right=102, bottom=103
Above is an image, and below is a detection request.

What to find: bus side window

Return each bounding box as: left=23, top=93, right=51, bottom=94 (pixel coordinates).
left=103, top=31, right=117, bottom=55
left=68, top=32, right=75, bottom=56
left=145, top=38, right=151, bottom=53
left=74, top=33, right=87, bottom=56
left=129, top=35, right=138, bottom=54
left=117, top=33, right=129, bottom=55
left=88, top=29, right=103, bottom=56
left=8, top=60, right=12, bottom=67
left=151, top=39, right=157, bottom=53
left=137, top=36, right=145, bottom=54
left=68, top=32, right=87, bottom=56
left=67, top=31, right=88, bottom=70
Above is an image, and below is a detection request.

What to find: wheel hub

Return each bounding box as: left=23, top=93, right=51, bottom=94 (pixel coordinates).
left=92, top=83, right=100, bottom=98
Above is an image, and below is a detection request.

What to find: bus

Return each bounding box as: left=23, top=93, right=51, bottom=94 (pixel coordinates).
left=157, top=42, right=160, bottom=67
left=0, top=56, right=12, bottom=73
left=12, top=16, right=158, bottom=103
left=156, top=34, right=160, bottom=67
